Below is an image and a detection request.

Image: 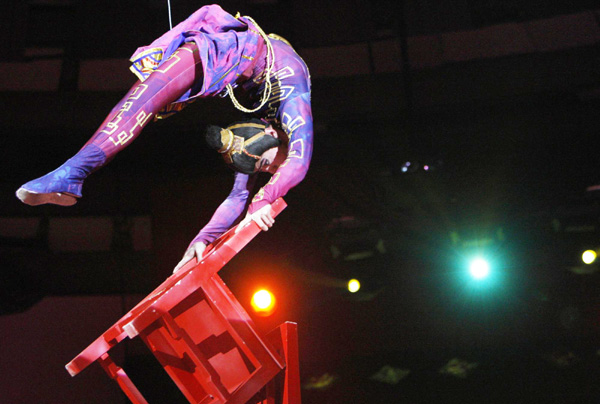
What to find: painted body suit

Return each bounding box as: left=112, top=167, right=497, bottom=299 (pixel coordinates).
left=19, top=5, right=312, bottom=244
left=131, top=6, right=313, bottom=246
left=116, top=8, right=315, bottom=247
left=189, top=32, right=313, bottom=245
left=17, top=5, right=313, bottom=244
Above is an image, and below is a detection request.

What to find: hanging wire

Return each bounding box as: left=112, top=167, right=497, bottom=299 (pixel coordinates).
left=167, top=0, right=173, bottom=29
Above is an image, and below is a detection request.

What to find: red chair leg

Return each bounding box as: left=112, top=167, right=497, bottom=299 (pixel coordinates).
left=265, top=322, right=301, bottom=404
left=98, top=353, right=149, bottom=404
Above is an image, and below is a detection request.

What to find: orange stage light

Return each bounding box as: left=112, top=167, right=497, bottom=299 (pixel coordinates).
left=251, top=289, right=276, bottom=316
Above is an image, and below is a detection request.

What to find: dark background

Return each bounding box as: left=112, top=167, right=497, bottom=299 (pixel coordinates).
left=1, top=1, right=600, bottom=403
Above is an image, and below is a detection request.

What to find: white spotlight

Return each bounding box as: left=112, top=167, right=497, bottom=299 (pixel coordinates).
left=469, top=258, right=490, bottom=280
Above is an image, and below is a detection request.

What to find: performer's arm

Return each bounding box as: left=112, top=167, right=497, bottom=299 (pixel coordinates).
left=248, top=93, right=313, bottom=213
left=192, top=172, right=258, bottom=244
left=174, top=172, right=256, bottom=272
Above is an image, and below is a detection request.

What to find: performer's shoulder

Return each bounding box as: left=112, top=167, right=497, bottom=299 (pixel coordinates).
left=268, top=34, right=310, bottom=75
left=268, top=33, right=292, bottom=47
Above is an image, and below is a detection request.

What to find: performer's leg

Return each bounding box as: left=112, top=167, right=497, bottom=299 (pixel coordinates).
left=92, top=80, right=144, bottom=135
left=17, top=43, right=202, bottom=206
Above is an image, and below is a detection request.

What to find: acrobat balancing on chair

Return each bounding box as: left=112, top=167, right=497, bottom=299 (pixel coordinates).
left=16, top=4, right=313, bottom=268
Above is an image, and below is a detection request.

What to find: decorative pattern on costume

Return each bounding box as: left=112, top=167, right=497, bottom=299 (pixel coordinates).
left=155, top=49, right=187, bottom=74
left=100, top=84, right=149, bottom=136
left=154, top=99, right=195, bottom=120
left=149, top=5, right=314, bottom=232
left=266, top=86, right=294, bottom=108
left=278, top=140, right=304, bottom=170
left=129, top=84, right=149, bottom=100
left=110, top=111, right=153, bottom=147
left=129, top=48, right=164, bottom=82
left=128, top=5, right=262, bottom=119
left=287, top=139, right=305, bottom=159
left=281, top=113, right=306, bottom=135
left=264, top=68, right=296, bottom=120
left=101, top=102, right=131, bottom=136
left=130, top=47, right=194, bottom=120
left=252, top=187, right=265, bottom=203
left=267, top=172, right=280, bottom=186
left=251, top=170, right=282, bottom=203
left=273, top=66, right=295, bottom=80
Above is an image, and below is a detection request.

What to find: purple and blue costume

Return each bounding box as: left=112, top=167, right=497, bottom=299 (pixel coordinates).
left=190, top=32, right=313, bottom=246
left=18, top=5, right=313, bottom=245
left=129, top=5, right=264, bottom=114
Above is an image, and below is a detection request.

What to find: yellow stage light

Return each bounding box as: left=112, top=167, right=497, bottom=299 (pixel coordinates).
left=347, top=279, right=361, bottom=293
left=582, top=250, right=597, bottom=265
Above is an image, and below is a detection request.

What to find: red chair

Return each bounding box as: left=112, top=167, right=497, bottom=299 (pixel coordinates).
left=66, top=199, right=301, bottom=404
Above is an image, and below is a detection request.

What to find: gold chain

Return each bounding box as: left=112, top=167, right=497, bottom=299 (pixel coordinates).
left=226, top=15, right=275, bottom=113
